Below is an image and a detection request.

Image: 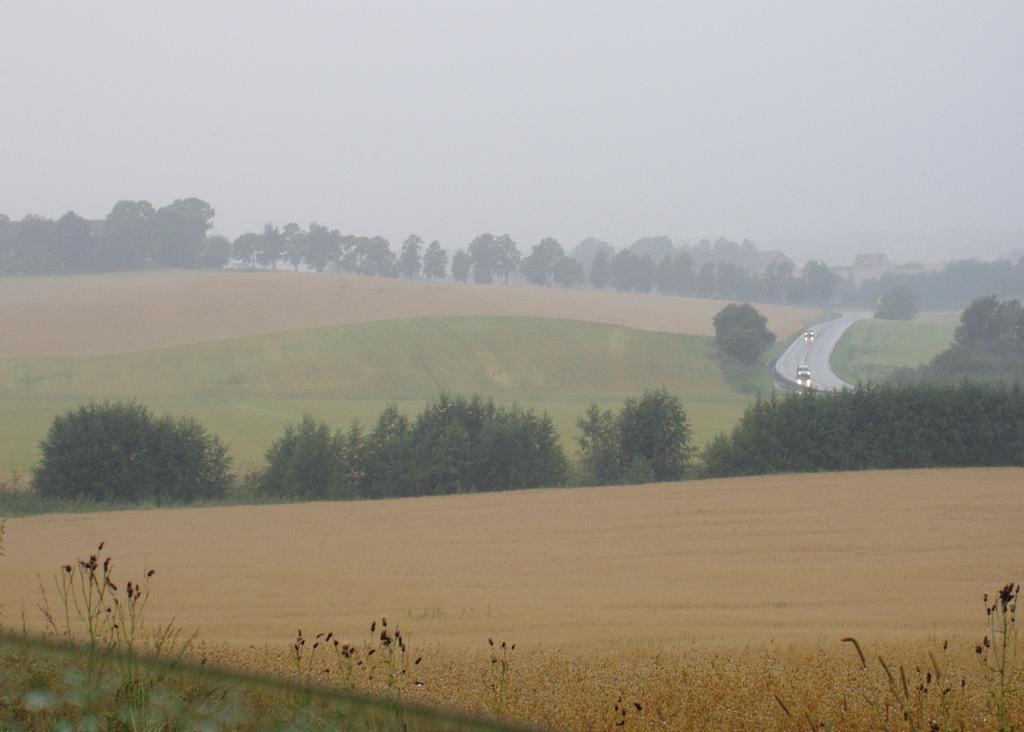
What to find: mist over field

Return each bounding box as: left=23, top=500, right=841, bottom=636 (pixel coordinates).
left=3, top=4, right=1024, bottom=730
left=2, top=1, right=1022, bottom=262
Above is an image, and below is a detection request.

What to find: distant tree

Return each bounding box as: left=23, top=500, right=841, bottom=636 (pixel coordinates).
left=303, top=223, right=339, bottom=273
left=52, top=211, right=94, bottom=272
left=34, top=401, right=230, bottom=505
left=696, top=262, right=717, bottom=297
left=760, top=260, right=794, bottom=303
left=552, top=255, right=585, bottom=288
left=493, top=234, right=521, bottom=284
left=571, top=237, right=614, bottom=272
left=358, top=237, right=398, bottom=277
left=629, top=236, right=674, bottom=263
left=398, top=234, right=423, bottom=278
left=590, top=248, right=611, bottom=289
left=634, top=254, right=656, bottom=293
left=875, top=285, right=919, bottom=320
left=655, top=255, right=675, bottom=294
left=798, top=260, right=839, bottom=305
left=467, top=233, right=497, bottom=283
left=256, top=223, right=285, bottom=270
left=10, top=214, right=57, bottom=273
left=282, top=222, right=305, bottom=271
left=712, top=303, right=776, bottom=365
left=451, top=250, right=471, bottom=282
left=199, top=234, right=231, bottom=268
left=610, top=249, right=637, bottom=291
left=231, top=232, right=261, bottom=267
left=152, top=198, right=215, bottom=268
left=0, top=213, right=11, bottom=271
left=672, top=250, right=695, bottom=295
left=522, top=237, right=565, bottom=286
left=92, top=200, right=155, bottom=271
left=715, top=262, right=751, bottom=299
left=422, top=240, right=448, bottom=279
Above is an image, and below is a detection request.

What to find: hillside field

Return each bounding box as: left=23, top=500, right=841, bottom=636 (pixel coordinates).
left=4, top=468, right=1023, bottom=729
left=831, top=314, right=958, bottom=384
left=0, top=317, right=773, bottom=473
left=0, top=270, right=818, bottom=358
left=0, top=271, right=820, bottom=474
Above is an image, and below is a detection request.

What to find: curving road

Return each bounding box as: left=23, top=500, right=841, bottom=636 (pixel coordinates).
left=774, top=312, right=870, bottom=392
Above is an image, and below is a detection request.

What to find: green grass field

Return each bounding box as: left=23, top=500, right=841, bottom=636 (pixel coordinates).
left=0, top=316, right=782, bottom=475
left=831, top=315, right=958, bottom=384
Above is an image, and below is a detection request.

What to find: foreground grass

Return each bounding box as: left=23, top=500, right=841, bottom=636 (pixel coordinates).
left=0, top=316, right=780, bottom=474
left=831, top=315, right=957, bottom=384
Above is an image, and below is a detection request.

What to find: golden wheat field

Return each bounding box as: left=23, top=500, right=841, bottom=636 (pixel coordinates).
left=4, top=468, right=1024, bottom=729
left=0, top=270, right=818, bottom=358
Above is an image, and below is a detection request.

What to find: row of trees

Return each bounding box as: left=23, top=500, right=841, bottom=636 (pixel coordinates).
left=892, top=296, right=1024, bottom=383
left=704, top=382, right=1024, bottom=476
left=28, top=392, right=697, bottom=505
left=229, top=223, right=841, bottom=306
left=0, top=200, right=223, bottom=274
left=257, top=395, right=566, bottom=499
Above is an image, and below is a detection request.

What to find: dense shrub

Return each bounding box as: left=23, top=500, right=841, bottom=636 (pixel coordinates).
left=33, top=401, right=231, bottom=504
left=712, top=303, right=776, bottom=365
left=257, top=395, right=567, bottom=500
left=703, top=382, right=1024, bottom=477
left=576, top=389, right=694, bottom=485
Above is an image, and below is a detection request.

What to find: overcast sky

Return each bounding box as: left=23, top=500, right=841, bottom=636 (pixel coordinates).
left=1, top=2, right=1021, bottom=262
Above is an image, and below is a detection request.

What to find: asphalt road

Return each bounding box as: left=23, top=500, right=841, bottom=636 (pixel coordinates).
left=774, top=312, right=870, bottom=392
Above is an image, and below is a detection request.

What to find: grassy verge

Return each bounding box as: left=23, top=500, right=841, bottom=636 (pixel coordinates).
left=830, top=316, right=957, bottom=384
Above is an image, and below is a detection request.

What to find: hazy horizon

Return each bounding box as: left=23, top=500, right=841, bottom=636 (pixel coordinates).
left=2, top=2, right=1022, bottom=263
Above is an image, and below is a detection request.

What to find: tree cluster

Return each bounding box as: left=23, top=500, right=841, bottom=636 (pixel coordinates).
left=33, top=401, right=231, bottom=504
left=712, top=303, right=777, bottom=365
left=575, top=389, right=694, bottom=485
left=856, top=257, right=1024, bottom=310
left=255, top=395, right=567, bottom=499
left=0, top=200, right=223, bottom=274
left=703, top=382, right=1024, bottom=477
left=892, top=296, right=1024, bottom=383
left=874, top=285, right=919, bottom=320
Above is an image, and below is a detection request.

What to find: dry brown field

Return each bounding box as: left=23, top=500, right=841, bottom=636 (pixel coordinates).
left=4, top=468, right=1024, bottom=729
left=0, top=270, right=818, bottom=358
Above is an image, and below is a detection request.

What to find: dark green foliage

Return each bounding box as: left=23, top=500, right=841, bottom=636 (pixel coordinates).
left=703, top=382, right=1024, bottom=477
left=258, top=395, right=567, bottom=500
left=33, top=401, right=231, bottom=504
left=712, top=303, right=776, bottom=365
left=256, top=415, right=347, bottom=499
left=875, top=285, right=919, bottom=320
left=576, top=389, right=694, bottom=485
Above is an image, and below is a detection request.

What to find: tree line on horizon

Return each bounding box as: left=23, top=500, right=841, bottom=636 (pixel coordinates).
left=2, top=200, right=1021, bottom=310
